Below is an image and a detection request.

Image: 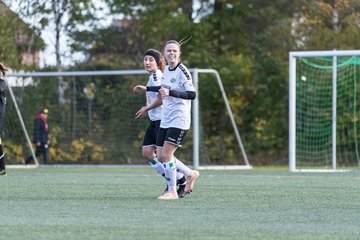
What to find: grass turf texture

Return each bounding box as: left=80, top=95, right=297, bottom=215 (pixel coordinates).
left=1, top=168, right=360, bottom=240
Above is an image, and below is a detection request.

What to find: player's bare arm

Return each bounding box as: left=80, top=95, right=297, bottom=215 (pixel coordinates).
left=133, top=85, right=146, bottom=93
left=135, top=94, right=162, bottom=119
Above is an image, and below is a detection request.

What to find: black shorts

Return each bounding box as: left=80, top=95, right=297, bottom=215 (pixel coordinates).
left=0, top=96, right=5, bottom=132
left=0, top=78, right=6, bottom=131
left=143, top=120, right=161, bottom=147
left=156, top=127, right=188, bottom=147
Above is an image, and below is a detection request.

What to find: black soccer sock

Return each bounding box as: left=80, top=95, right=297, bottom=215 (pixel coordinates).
left=0, top=144, right=5, bottom=170
left=177, top=175, right=187, bottom=186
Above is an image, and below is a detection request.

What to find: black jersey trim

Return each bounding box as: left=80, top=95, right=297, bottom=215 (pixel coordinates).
left=152, top=72, right=158, bottom=81
left=168, top=62, right=181, bottom=71
left=178, top=64, right=191, bottom=81
left=147, top=86, right=161, bottom=92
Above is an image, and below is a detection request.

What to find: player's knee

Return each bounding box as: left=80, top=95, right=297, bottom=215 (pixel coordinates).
left=157, top=155, right=164, bottom=163
left=160, top=152, right=171, bottom=163
left=142, top=149, right=154, bottom=161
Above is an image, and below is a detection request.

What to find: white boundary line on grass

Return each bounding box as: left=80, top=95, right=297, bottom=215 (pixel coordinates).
left=7, top=164, right=150, bottom=169
left=7, top=164, right=39, bottom=169
left=293, top=169, right=359, bottom=173
left=7, top=164, right=253, bottom=170
left=198, top=165, right=253, bottom=170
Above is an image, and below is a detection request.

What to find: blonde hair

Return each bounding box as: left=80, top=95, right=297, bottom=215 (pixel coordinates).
left=165, top=40, right=181, bottom=50
left=164, top=36, right=192, bottom=51
left=0, top=63, right=8, bottom=76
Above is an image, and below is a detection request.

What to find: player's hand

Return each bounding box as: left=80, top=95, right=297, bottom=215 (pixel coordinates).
left=159, top=87, right=172, bottom=100
left=133, top=85, right=146, bottom=93
left=135, top=106, right=148, bottom=119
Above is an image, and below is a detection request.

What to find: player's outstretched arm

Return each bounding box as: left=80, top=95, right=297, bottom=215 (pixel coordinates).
left=133, top=85, right=146, bottom=93
left=135, top=94, right=163, bottom=119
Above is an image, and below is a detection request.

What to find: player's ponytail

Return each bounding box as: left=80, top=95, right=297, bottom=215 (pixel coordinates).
left=165, top=35, right=192, bottom=49
left=158, top=52, right=166, bottom=72
left=0, top=63, right=8, bottom=76
left=178, top=35, right=192, bottom=46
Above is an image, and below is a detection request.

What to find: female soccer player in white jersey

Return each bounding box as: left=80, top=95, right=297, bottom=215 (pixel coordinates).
left=133, top=49, right=192, bottom=198
left=147, top=40, right=200, bottom=200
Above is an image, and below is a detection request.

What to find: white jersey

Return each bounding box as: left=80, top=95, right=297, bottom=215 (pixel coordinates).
left=160, top=63, right=196, bottom=130
left=146, top=69, right=162, bottom=121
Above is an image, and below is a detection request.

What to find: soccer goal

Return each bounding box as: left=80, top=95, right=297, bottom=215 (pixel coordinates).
left=289, top=50, right=360, bottom=172
left=5, top=69, right=251, bottom=170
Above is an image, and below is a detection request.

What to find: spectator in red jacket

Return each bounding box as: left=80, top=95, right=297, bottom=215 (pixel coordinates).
left=26, top=108, right=50, bottom=164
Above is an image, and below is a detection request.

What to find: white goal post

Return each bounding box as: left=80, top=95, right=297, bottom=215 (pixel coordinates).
left=6, top=68, right=251, bottom=170
left=289, top=50, right=360, bottom=172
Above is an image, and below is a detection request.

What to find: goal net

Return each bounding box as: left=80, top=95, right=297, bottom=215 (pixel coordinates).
left=289, top=50, right=360, bottom=172
left=5, top=69, right=251, bottom=169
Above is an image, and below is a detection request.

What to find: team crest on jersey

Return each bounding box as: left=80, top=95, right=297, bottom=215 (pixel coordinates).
left=152, top=73, right=157, bottom=81
left=170, top=78, right=176, bottom=83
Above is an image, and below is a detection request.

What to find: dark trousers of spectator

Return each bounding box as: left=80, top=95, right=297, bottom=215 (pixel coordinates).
left=26, top=145, right=49, bottom=164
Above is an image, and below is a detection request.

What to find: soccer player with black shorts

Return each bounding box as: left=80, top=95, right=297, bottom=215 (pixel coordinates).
left=150, top=40, right=200, bottom=200
left=0, top=63, right=8, bottom=175
left=133, top=49, right=191, bottom=197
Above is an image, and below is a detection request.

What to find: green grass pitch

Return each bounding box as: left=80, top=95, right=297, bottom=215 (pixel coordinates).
left=1, top=167, right=360, bottom=240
